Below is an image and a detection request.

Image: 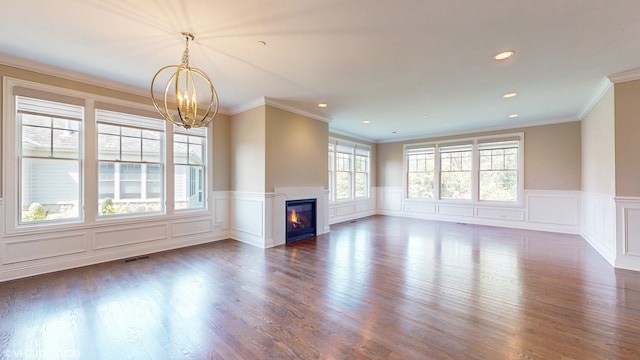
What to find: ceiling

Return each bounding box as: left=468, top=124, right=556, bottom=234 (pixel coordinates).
left=1, top=0, right=639, bottom=142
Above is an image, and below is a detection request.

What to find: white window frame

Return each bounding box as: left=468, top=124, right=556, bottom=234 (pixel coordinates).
left=328, top=138, right=371, bottom=203
left=96, top=108, right=166, bottom=218
left=405, top=144, right=436, bottom=199
left=3, top=78, right=86, bottom=231
left=403, top=133, right=524, bottom=206
left=3, top=77, right=213, bottom=234
left=173, top=125, right=208, bottom=211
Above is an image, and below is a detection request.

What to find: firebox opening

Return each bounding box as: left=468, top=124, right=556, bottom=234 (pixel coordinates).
left=286, top=198, right=317, bottom=244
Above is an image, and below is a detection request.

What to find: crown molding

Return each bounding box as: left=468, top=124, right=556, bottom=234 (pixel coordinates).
left=264, top=97, right=332, bottom=124
left=375, top=116, right=579, bottom=144
left=608, top=68, right=640, bottom=84
left=577, top=77, right=613, bottom=120
left=328, top=128, right=376, bottom=144
left=227, top=97, right=267, bottom=115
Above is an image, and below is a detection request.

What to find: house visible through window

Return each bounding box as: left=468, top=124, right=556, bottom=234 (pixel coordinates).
left=174, top=126, right=207, bottom=210
left=96, top=109, right=164, bottom=216
left=17, top=96, right=83, bottom=223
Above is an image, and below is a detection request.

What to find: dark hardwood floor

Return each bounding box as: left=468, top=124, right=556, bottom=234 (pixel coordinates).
left=1, top=215, right=640, bottom=359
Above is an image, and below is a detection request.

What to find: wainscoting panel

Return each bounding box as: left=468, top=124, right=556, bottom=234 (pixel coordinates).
left=4, top=232, right=87, bottom=264
left=232, top=193, right=265, bottom=238
left=94, top=223, right=169, bottom=250
left=328, top=194, right=377, bottom=225
left=403, top=202, right=436, bottom=215
left=438, top=205, right=475, bottom=217
left=172, top=218, right=214, bottom=238
left=527, top=191, right=580, bottom=226
left=476, top=207, right=525, bottom=221
left=582, top=192, right=616, bottom=266
left=213, top=191, right=230, bottom=231
left=615, top=197, right=640, bottom=271
left=375, top=187, right=581, bottom=234
left=377, top=187, right=403, bottom=212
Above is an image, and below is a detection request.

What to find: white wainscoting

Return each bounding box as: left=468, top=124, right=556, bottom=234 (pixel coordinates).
left=231, top=188, right=330, bottom=248
left=230, top=192, right=268, bottom=248
left=328, top=192, right=377, bottom=225
left=0, top=199, right=227, bottom=281
left=582, top=192, right=616, bottom=266
left=615, top=197, right=640, bottom=271
left=375, top=187, right=581, bottom=234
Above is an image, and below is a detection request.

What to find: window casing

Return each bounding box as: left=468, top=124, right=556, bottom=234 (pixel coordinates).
left=404, top=135, right=523, bottom=203
left=328, top=139, right=370, bottom=202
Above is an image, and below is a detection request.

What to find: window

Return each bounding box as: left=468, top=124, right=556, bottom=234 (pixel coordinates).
left=479, top=141, right=519, bottom=201
left=174, top=126, right=207, bottom=210
left=328, top=143, right=334, bottom=201
left=17, top=96, right=83, bottom=223
left=96, top=109, right=164, bottom=216
left=406, top=145, right=435, bottom=198
left=328, top=139, right=370, bottom=202
left=335, top=147, right=353, bottom=200
left=404, top=135, right=522, bottom=203
left=439, top=144, right=473, bottom=200
left=354, top=148, right=369, bottom=198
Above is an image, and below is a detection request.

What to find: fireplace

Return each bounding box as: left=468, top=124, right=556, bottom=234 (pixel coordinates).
left=286, top=198, right=316, bottom=243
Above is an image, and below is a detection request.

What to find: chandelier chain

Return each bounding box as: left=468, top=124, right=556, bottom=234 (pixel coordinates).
left=181, top=38, right=190, bottom=67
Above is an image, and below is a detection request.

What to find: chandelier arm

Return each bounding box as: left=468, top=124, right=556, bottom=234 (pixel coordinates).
left=151, top=65, right=180, bottom=124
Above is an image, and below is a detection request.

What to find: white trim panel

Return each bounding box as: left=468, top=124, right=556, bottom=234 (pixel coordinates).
left=376, top=187, right=581, bottom=234
left=616, top=197, right=640, bottom=271
left=581, top=192, right=616, bottom=266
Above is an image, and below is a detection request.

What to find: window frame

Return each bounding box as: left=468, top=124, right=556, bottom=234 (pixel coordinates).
left=95, top=108, right=166, bottom=218
left=403, top=133, right=524, bottom=206
left=2, top=77, right=213, bottom=234
left=15, top=92, right=85, bottom=226
left=173, top=126, right=208, bottom=211
left=328, top=138, right=371, bottom=203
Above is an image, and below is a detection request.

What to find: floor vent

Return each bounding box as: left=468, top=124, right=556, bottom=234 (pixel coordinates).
left=124, top=255, right=150, bottom=263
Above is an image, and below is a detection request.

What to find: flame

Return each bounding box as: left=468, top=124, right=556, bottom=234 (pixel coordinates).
left=290, top=209, right=298, bottom=224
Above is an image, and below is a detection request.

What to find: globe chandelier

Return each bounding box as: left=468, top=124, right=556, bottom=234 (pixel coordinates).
left=151, top=32, right=219, bottom=129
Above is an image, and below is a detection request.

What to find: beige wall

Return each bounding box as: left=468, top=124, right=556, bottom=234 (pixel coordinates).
left=377, top=121, right=582, bottom=191
left=582, top=87, right=615, bottom=195
left=615, top=80, right=640, bottom=197
left=329, top=132, right=377, bottom=188
left=265, top=106, right=329, bottom=192
left=211, top=113, right=231, bottom=191
left=230, top=106, right=266, bottom=192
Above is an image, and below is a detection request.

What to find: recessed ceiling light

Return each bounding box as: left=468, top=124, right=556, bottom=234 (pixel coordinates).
left=503, top=92, right=518, bottom=98
left=508, top=114, right=519, bottom=118
left=257, top=41, right=267, bottom=47
left=362, top=120, right=371, bottom=124
left=494, top=50, right=515, bottom=60
left=392, top=131, right=397, bottom=134
left=318, top=103, right=327, bottom=108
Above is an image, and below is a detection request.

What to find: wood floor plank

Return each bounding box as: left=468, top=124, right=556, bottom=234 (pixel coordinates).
left=1, top=215, right=640, bottom=359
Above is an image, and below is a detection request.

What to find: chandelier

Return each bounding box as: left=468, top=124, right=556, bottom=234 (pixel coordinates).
left=151, top=32, right=219, bottom=129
